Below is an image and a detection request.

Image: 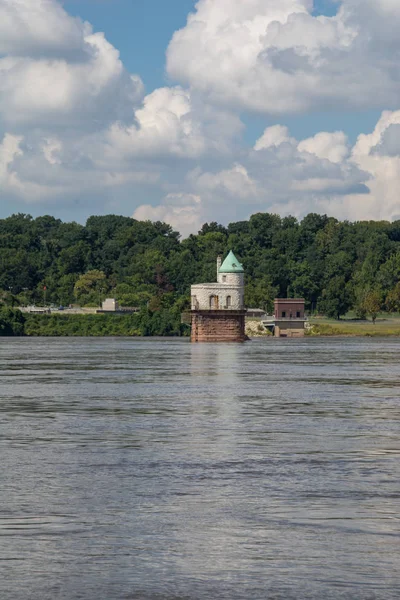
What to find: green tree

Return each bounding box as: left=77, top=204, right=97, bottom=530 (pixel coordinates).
left=287, top=261, right=319, bottom=307
left=353, top=285, right=368, bottom=320
left=363, top=290, right=382, bottom=324
left=244, top=277, right=278, bottom=313
left=386, top=282, right=400, bottom=313
left=0, top=308, right=25, bottom=336
left=318, top=276, right=352, bottom=319
left=74, top=270, right=108, bottom=306
left=378, top=252, right=400, bottom=294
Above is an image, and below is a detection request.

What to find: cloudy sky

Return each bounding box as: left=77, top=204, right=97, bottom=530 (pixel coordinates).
left=1, top=0, right=400, bottom=235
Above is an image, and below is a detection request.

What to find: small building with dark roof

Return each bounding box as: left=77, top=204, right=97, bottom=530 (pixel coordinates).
left=263, top=298, right=307, bottom=338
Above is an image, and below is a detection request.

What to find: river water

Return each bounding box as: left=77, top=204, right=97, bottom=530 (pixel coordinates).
left=1, top=337, right=399, bottom=600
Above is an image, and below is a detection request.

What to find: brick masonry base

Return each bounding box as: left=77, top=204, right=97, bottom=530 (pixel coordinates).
left=191, top=310, right=247, bottom=343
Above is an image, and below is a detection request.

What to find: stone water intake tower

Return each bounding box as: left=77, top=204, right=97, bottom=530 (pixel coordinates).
left=190, top=251, right=247, bottom=342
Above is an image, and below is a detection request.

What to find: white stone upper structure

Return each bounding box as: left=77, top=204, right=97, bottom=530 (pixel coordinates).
left=191, top=251, right=245, bottom=311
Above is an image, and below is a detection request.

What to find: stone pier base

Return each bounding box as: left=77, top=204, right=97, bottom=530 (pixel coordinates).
left=191, top=310, right=247, bottom=342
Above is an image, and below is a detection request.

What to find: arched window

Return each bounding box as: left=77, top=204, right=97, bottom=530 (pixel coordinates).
left=210, top=295, right=219, bottom=309
left=226, top=295, right=232, bottom=308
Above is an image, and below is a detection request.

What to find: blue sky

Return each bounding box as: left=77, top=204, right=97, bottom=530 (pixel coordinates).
left=1, top=0, right=400, bottom=233
left=65, top=0, right=197, bottom=92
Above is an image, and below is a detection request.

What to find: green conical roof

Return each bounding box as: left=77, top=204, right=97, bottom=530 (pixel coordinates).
left=219, top=250, right=244, bottom=273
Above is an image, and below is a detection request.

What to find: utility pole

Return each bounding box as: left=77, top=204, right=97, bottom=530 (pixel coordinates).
left=43, top=285, right=47, bottom=307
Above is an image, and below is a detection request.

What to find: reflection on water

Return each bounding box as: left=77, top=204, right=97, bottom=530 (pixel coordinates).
left=1, top=337, right=400, bottom=600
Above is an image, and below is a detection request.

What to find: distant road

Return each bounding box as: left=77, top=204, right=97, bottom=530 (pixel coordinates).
left=20, top=307, right=98, bottom=315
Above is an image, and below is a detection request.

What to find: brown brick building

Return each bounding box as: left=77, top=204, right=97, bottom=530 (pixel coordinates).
left=263, top=298, right=307, bottom=338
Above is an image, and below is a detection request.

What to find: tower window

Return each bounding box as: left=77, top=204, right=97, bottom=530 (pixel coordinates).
left=222, top=275, right=227, bottom=282
left=226, top=296, right=232, bottom=307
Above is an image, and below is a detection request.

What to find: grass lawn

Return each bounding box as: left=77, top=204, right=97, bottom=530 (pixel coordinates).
left=309, top=313, right=400, bottom=336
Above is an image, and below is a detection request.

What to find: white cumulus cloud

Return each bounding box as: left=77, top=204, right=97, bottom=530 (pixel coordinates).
left=0, top=0, right=144, bottom=129
left=167, top=0, right=400, bottom=114
left=106, top=87, right=208, bottom=160
left=254, top=125, right=293, bottom=151
left=133, top=193, right=203, bottom=237
left=0, top=0, right=84, bottom=57
left=1, top=0, right=400, bottom=235
left=297, top=131, right=350, bottom=164
left=345, top=110, right=400, bottom=221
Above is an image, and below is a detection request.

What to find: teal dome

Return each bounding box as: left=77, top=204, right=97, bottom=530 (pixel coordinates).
left=219, top=250, right=244, bottom=273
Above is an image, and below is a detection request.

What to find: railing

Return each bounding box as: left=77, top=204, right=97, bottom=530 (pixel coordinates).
left=191, top=305, right=245, bottom=311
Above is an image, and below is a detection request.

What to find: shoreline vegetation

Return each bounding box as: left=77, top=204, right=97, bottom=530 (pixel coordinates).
left=0, top=308, right=189, bottom=338
left=3, top=211, right=400, bottom=338
left=307, top=317, right=400, bottom=337
left=3, top=306, right=400, bottom=337
left=248, top=315, right=400, bottom=338
left=26, top=311, right=189, bottom=337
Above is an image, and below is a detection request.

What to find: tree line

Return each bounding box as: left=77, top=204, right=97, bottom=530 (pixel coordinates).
left=1, top=211, right=400, bottom=332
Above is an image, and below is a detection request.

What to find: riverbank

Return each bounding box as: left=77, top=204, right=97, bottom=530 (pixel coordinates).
left=25, top=312, right=190, bottom=337
left=307, top=316, right=400, bottom=337
left=0, top=308, right=189, bottom=337
left=244, top=314, right=400, bottom=338
left=3, top=307, right=400, bottom=338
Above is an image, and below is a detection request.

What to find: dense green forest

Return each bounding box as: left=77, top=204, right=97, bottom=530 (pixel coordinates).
left=1, top=211, right=400, bottom=335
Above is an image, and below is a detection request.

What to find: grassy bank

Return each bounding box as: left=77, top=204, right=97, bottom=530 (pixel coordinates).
left=308, top=315, right=400, bottom=336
